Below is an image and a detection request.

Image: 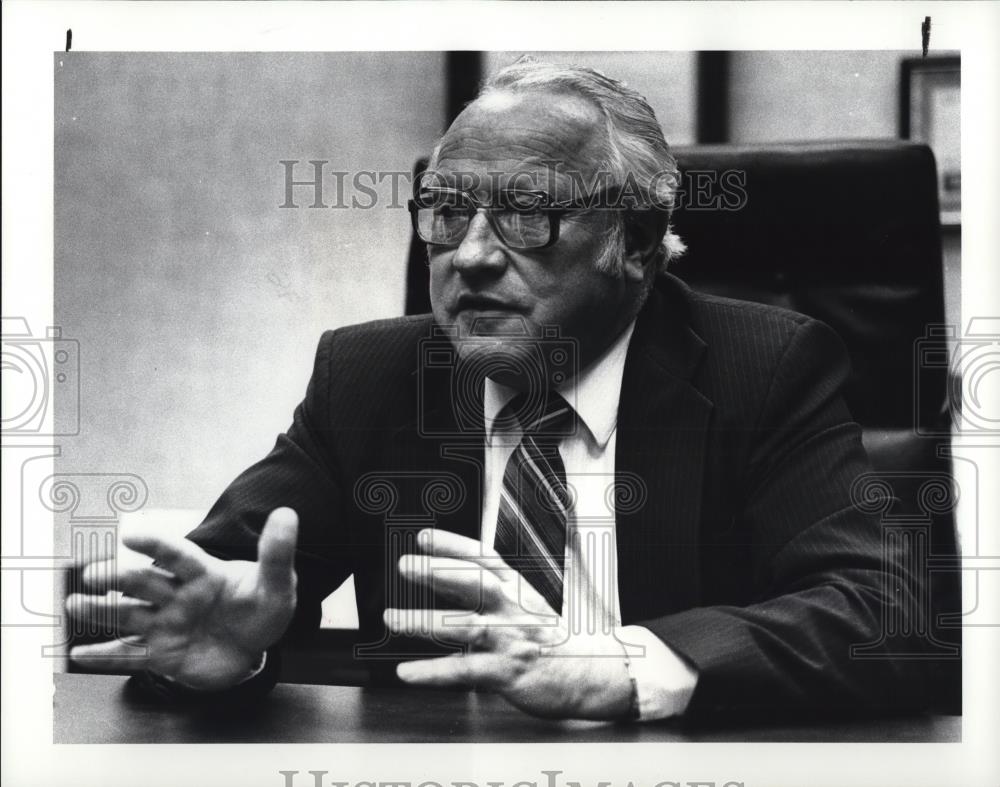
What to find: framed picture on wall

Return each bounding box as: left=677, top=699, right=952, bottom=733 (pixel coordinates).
left=901, top=56, right=961, bottom=225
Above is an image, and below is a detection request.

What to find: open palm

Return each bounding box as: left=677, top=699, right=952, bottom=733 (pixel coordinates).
left=68, top=508, right=298, bottom=690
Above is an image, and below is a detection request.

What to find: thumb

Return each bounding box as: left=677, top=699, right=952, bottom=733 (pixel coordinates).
left=256, top=507, right=299, bottom=593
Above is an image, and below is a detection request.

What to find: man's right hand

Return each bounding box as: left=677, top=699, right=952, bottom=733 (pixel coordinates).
left=67, top=507, right=299, bottom=691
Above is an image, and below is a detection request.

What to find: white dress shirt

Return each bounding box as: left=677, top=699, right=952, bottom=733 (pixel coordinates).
left=481, top=320, right=698, bottom=720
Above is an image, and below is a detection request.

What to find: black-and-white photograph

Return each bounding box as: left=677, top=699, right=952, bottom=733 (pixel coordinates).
left=51, top=46, right=965, bottom=738
left=3, top=3, right=999, bottom=787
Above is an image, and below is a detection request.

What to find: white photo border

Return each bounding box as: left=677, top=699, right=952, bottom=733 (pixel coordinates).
left=3, top=2, right=998, bottom=787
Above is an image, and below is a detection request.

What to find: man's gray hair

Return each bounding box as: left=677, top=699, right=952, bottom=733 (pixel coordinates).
left=479, top=57, right=686, bottom=275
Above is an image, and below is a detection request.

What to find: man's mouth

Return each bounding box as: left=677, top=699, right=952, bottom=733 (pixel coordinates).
left=454, top=294, right=521, bottom=312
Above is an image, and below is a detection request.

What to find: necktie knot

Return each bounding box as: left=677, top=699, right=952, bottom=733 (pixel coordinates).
left=504, top=392, right=574, bottom=438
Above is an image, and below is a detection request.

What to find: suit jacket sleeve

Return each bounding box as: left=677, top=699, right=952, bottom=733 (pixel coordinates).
left=183, top=329, right=354, bottom=641
left=639, top=318, right=930, bottom=717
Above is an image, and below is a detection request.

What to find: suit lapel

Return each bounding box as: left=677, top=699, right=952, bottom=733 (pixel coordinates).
left=616, top=279, right=713, bottom=622
left=387, top=341, right=484, bottom=542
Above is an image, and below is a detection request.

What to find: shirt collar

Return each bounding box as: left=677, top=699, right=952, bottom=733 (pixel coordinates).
left=483, top=319, right=637, bottom=448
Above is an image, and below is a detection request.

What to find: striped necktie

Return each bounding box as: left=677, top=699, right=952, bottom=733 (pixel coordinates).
left=494, top=392, right=574, bottom=613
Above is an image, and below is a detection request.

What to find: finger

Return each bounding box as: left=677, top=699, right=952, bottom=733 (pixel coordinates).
left=120, top=531, right=212, bottom=582
left=396, top=652, right=513, bottom=689
left=256, top=507, right=298, bottom=594
left=383, top=608, right=498, bottom=649
left=415, top=529, right=510, bottom=576
left=70, top=636, right=150, bottom=672
left=118, top=566, right=179, bottom=607
left=79, top=542, right=160, bottom=575
left=69, top=535, right=118, bottom=570
left=398, top=554, right=506, bottom=610
left=79, top=559, right=126, bottom=592
left=66, top=593, right=157, bottom=635
left=82, top=562, right=178, bottom=606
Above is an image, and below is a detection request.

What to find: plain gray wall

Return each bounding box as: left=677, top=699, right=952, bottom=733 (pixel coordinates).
left=55, top=53, right=446, bottom=511
left=730, top=51, right=906, bottom=141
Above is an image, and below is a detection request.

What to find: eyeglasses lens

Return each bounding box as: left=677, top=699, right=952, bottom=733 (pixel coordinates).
left=493, top=212, right=550, bottom=248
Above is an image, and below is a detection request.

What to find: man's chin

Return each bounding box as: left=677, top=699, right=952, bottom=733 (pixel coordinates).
left=454, top=343, right=542, bottom=392
left=449, top=325, right=565, bottom=394
left=452, top=335, right=540, bottom=363
left=459, top=310, right=536, bottom=339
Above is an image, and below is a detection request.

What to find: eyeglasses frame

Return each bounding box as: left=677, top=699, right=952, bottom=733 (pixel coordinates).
left=407, top=185, right=634, bottom=251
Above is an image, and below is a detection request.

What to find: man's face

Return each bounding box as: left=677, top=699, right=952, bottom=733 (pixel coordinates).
left=427, top=90, right=634, bottom=386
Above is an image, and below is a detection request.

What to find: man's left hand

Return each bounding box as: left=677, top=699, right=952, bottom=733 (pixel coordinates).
left=383, top=529, right=633, bottom=720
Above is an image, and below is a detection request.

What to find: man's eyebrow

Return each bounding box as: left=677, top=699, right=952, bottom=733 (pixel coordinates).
left=418, top=185, right=557, bottom=209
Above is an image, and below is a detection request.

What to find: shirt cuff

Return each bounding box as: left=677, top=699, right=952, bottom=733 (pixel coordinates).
left=619, top=625, right=699, bottom=720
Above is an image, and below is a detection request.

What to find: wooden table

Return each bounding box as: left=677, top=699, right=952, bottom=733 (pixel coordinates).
left=54, top=673, right=961, bottom=743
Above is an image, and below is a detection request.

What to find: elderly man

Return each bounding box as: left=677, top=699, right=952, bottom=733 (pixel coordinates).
left=69, top=59, right=928, bottom=721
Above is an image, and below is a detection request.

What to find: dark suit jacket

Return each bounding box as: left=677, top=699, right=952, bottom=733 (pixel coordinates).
left=186, top=274, right=930, bottom=716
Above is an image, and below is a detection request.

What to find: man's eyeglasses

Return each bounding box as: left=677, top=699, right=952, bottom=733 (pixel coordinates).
left=408, top=186, right=624, bottom=251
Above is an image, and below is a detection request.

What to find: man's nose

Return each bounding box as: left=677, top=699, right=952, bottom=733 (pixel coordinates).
left=450, top=211, right=507, bottom=273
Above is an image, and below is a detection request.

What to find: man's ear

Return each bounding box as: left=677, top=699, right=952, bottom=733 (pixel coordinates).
left=622, top=214, right=661, bottom=283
